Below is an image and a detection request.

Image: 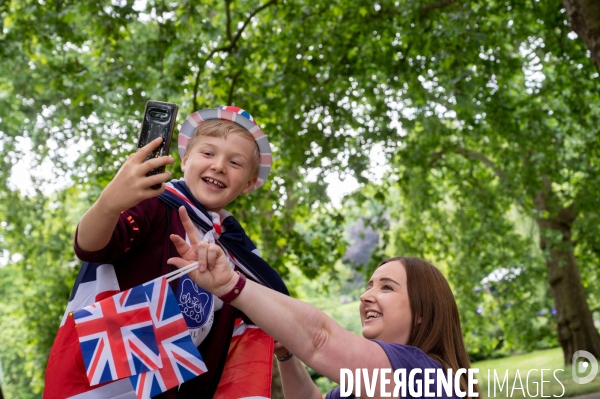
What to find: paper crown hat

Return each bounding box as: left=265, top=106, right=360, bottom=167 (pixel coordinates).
left=178, top=105, right=272, bottom=191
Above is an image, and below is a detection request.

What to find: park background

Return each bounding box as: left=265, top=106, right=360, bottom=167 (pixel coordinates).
left=1, top=0, right=600, bottom=397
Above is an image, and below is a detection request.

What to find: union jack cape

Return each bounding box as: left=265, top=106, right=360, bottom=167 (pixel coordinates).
left=43, top=179, right=288, bottom=398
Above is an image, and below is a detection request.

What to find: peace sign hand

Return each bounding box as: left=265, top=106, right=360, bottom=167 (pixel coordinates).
left=168, top=206, right=238, bottom=297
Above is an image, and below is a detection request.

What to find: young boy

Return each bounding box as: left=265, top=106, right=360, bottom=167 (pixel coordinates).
left=46, top=106, right=287, bottom=398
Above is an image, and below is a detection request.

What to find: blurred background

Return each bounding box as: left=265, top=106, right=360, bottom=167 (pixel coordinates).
left=1, top=0, right=599, bottom=397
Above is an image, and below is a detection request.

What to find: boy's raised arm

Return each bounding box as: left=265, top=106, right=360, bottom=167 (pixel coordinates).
left=76, top=137, right=174, bottom=252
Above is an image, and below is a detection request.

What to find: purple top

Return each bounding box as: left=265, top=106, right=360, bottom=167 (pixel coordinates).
left=325, top=341, right=459, bottom=399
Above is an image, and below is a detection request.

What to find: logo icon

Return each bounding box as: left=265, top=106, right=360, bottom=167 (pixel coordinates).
left=177, top=275, right=213, bottom=327
left=572, top=350, right=598, bottom=384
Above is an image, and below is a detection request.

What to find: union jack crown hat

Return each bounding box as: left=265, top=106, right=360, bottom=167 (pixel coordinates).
left=178, top=105, right=272, bottom=191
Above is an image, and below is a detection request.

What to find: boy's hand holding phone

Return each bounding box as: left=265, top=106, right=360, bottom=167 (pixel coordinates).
left=97, top=137, right=174, bottom=214
left=77, top=137, right=174, bottom=253
left=76, top=100, right=178, bottom=253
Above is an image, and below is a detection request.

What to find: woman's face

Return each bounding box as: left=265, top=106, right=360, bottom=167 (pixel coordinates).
left=359, top=261, right=413, bottom=344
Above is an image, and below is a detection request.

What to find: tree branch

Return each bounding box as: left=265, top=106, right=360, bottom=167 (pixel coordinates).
left=454, top=145, right=508, bottom=183
left=157, top=0, right=167, bottom=92
left=227, top=69, right=242, bottom=105
left=420, top=0, right=457, bottom=17
left=228, top=0, right=277, bottom=50
left=428, top=149, right=446, bottom=167
left=224, top=0, right=233, bottom=42
left=192, top=48, right=219, bottom=111
left=381, top=0, right=458, bottom=18
left=429, top=145, right=527, bottom=209
left=192, top=0, right=277, bottom=110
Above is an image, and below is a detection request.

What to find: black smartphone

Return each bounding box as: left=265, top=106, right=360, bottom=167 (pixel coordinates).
left=137, top=100, right=179, bottom=189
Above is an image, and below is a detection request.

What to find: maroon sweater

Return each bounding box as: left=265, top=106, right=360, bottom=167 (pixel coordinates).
left=74, top=197, right=237, bottom=398
left=74, top=197, right=181, bottom=290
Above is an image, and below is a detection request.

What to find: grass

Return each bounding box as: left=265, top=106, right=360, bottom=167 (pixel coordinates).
left=473, top=347, right=600, bottom=398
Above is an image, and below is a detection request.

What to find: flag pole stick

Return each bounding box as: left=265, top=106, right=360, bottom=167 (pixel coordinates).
left=164, top=261, right=198, bottom=281
left=166, top=264, right=199, bottom=282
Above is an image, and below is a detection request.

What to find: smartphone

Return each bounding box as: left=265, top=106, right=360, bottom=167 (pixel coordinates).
left=137, top=100, right=179, bottom=189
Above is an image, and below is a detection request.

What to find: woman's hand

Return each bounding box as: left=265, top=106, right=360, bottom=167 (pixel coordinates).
left=274, top=341, right=292, bottom=359
left=168, top=206, right=238, bottom=297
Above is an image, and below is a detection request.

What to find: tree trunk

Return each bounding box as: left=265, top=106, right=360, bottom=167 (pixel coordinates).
left=536, top=216, right=600, bottom=365
left=562, top=0, right=600, bottom=71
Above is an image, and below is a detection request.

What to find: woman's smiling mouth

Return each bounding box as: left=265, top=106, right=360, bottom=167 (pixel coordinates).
left=365, top=311, right=383, bottom=322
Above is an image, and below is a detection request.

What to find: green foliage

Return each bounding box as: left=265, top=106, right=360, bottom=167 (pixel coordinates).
left=2, top=0, right=600, bottom=395
left=0, top=188, right=85, bottom=397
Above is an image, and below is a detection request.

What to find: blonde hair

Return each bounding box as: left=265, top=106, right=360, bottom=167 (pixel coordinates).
left=184, top=119, right=260, bottom=180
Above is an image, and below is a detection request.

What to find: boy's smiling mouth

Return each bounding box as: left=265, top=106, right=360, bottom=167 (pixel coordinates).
left=202, top=177, right=227, bottom=189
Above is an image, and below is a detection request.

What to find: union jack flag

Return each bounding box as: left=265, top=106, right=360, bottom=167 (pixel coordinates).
left=130, top=277, right=207, bottom=399
left=73, top=284, right=163, bottom=386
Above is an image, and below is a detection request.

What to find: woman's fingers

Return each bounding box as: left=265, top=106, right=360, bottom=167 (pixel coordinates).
left=178, top=206, right=201, bottom=247
left=274, top=341, right=285, bottom=350
left=167, top=256, right=193, bottom=269
left=169, top=234, right=191, bottom=256
left=206, top=244, right=224, bottom=271
left=196, top=241, right=209, bottom=272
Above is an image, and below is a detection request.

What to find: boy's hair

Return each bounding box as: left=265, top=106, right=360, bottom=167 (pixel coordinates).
left=184, top=119, right=260, bottom=180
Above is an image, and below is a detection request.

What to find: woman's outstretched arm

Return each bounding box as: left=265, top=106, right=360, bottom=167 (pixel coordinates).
left=168, top=207, right=391, bottom=390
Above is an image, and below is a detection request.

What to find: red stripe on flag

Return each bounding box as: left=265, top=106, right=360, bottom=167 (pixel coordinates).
left=172, top=351, right=206, bottom=375
left=128, top=339, right=162, bottom=371
left=156, top=279, right=167, bottom=321
left=138, top=372, right=148, bottom=394
left=87, top=338, right=105, bottom=382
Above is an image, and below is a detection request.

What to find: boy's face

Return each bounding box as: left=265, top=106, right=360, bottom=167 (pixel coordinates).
left=182, top=134, right=257, bottom=212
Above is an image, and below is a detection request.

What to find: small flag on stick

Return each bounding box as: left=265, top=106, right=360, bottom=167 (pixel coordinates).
left=130, top=276, right=207, bottom=399
left=73, top=285, right=162, bottom=386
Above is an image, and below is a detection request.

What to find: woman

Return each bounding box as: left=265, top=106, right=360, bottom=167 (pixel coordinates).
left=168, top=207, right=479, bottom=399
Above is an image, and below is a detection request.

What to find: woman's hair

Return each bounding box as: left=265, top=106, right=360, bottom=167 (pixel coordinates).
left=184, top=119, right=260, bottom=180
left=378, top=256, right=480, bottom=396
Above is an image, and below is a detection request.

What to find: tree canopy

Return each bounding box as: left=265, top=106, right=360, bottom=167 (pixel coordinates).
left=1, top=0, right=599, bottom=397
